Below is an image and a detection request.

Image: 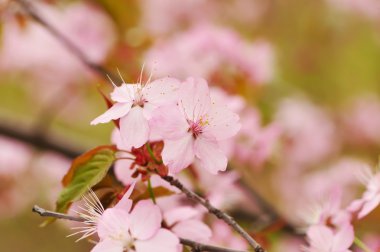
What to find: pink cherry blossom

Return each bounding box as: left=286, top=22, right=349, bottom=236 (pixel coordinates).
left=347, top=167, right=380, bottom=219
left=150, top=77, right=240, bottom=174
left=91, top=77, right=180, bottom=149
left=75, top=187, right=180, bottom=252
left=145, top=25, right=275, bottom=85
left=164, top=206, right=212, bottom=243
left=304, top=224, right=354, bottom=252
left=0, top=2, right=116, bottom=86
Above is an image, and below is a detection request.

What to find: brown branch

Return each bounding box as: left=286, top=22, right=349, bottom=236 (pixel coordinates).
left=162, top=176, right=266, bottom=252
left=32, top=205, right=246, bottom=252
left=14, top=0, right=119, bottom=83
left=0, top=123, right=81, bottom=159
left=179, top=238, right=247, bottom=252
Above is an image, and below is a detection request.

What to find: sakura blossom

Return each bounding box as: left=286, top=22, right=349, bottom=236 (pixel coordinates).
left=91, top=77, right=180, bottom=149
left=74, top=187, right=180, bottom=252
left=151, top=77, right=241, bottom=174
left=304, top=224, right=354, bottom=252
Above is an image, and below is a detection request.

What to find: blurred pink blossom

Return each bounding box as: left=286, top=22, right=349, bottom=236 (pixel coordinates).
left=210, top=220, right=248, bottom=250
left=327, top=0, right=380, bottom=20
left=304, top=224, right=354, bottom=252
left=145, top=25, right=275, bottom=85
left=0, top=1, right=116, bottom=86
left=341, top=95, right=380, bottom=147
left=275, top=98, right=339, bottom=167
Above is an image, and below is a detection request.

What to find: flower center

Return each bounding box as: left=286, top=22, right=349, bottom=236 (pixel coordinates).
left=133, top=92, right=146, bottom=107
left=188, top=118, right=208, bottom=138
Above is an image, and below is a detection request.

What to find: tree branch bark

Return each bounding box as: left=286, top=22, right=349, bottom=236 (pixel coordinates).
left=162, top=176, right=266, bottom=252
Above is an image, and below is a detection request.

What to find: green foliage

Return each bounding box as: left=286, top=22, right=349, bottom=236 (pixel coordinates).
left=55, top=145, right=117, bottom=214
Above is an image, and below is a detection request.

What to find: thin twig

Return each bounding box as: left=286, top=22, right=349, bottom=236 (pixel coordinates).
left=180, top=238, right=247, bottom=252
left=162, top=176, right=266, bottom=252
left=32, top=205, right=246, bottom=252
left=14, top=0, right=119, bottom=83
left=32, top=205, right=85, bottom=222
left=0, top=123, right=81, bottom=158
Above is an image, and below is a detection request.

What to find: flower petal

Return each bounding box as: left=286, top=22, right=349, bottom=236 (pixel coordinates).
left=172, top=219, right=212, bottom=242
left=114, top=182, right=136, bottom=212
left=179, top=78, right=211, bottom=122
left=129, top=200, right=162, bottom=240
left=332, top=225, right=354, bottom=251
left=149, top=104, right=189, bottom=140
left=135, top=229, right=180, bottom=252
left=203, top=103, right=241, bottom=141
left=164, top=207, right=199, bottom=226
left=194, top=136, right=227, bottom=174
left=91, top=102, right=131, bottom=125
left=97, top=209, right=130, bottom=241
left=119, top=106, right=149, bottom=148
left=162, top=134, right=195, bottom=174
left=91, top=239, right=124, bottom=252
left=110, top=83, right=134, bottom=103
left=143, top=77, right=180, bottom=106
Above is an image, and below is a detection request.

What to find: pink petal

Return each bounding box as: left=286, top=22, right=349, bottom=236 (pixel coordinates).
left=110, top=84, right=134, bottom=103
left=134, top=228, right=180, bottom=252
left=91, top=239, right=124, bottom=252
left=358, top=194, right=380, bottom=219
left=129, top=200, right=162, bottom=240
left=149, top=104, right=189, bottom=140
left=143, top=77, right=180, bottom=105
left=162, top=134, right=195, bottom=174
left=119, top=106, right=149, bottom=148
left=194, top=136, right=227, bottom=174
left=306, top=225, right=333, bottom=251
left=91, top=102, right=131, bottom=125
left=203, top=104, right=240, bottom=141
left=97, top=209, right=130, bottom=240
left=179, top=78, right=211, bottom=121
left=164, top=207, right=199, bottom=226
left=332, top=225, right=354, bottom=251
left=172, top=219, right=212, bottom=242
left=114, top=182, right=136, bottom=212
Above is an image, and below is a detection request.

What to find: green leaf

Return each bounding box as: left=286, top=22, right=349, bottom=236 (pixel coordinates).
left=55, top=145, right=117, bottom=214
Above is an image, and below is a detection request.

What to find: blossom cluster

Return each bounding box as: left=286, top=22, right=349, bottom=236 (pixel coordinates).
left=91, top=76, right=241, bottom=175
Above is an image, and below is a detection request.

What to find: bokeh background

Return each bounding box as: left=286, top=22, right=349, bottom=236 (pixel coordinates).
left=1, top=0, right=380, bottom=251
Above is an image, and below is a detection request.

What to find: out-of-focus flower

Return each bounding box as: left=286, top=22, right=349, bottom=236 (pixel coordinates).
left=341, top=95, right=380, bottom=147
left=75, top=187, right=180, bottom=252
left=0, top=136, right=34, bottom=218
left=138, top=0, right=267, bottom=36
left=327, top=0, right=380, bottom=20
left=91, top=77, right=179, bottom=149
left=210, top=220, right=248, bottom=250
left=347, top=165, right=380, bottom=219
left=145, top=25, right=275, bottom=86
left=275, top=98, right=338, bottom=167
left=0, top=1, right=116, bottom=86
left=304, top=224, right=354, bottom=252
left=151, top=77, right=240, bottom=174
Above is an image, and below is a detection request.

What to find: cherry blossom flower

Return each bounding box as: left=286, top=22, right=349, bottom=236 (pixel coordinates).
left=0, top=2, right=116, bottom=86
left=150, top=77, right=240, bottom=174
left=347, top=166, right=380, bottom=219
left=164, top=206, right=212, bottom=243
left=73, top=187, right=180, bottom=252
left=91, top=77, right=180, bottom=149
left=145, top=25, right=275, bottom=85
left=304, top=224, right=354, bottom=252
